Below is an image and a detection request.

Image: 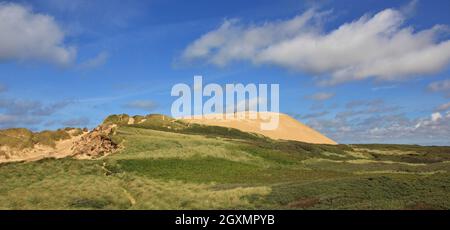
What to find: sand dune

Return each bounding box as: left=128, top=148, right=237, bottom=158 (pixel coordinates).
left=0, top=133, right=84, bottom=164
left=0, top=125, right=118, bottom=164
left=181, top=111, right=337, bottom=145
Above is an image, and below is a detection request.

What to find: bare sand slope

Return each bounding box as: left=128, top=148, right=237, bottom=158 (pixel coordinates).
left=181, top=111, right=337, bottom=145
left=0, top=133, right=85, bottom=164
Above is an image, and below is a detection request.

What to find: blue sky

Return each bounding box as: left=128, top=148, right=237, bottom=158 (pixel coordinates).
left=1, top=0, right=450, bottom=145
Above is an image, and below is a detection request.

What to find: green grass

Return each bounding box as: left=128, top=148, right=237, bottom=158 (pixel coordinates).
left=0, top=158, right=270, bottom=210
left=353, top=144, right=450, bottom=164
left=116, top=157, right=349, bottom=184
left=264, top=173, right=450, bottom=209
left=1, top=116, right=449, bottom=210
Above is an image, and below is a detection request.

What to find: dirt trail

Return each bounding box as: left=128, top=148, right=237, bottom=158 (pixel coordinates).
left=122, top=188, right=137, bottom=206
left=100, top=161, right=136, bottom=207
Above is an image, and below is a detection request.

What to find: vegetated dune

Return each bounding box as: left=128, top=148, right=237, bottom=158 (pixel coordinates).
left=0, top=125, right=119, bottom=164
left=181, top=111, right=338, bottom=145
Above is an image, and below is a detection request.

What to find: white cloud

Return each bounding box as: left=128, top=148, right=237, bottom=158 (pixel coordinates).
left=308, top=110, right=450, bottom=145
left=436, top=102, right=450, bottom=112
left=0, top=98, right=70, bottom=129
left=306, top=92, right=335, bottom=101
left=79, top=51, right=109, bottom=69
left=301, top=98, right=449, bottom=145
left=0, top=3, right=75, bottom=66
left=431, top=112, right=442, bottom=122
left=182, top=9, right=319, bottom=66
left=414, top=112, right=445, bottom=130
left=182, top=7, right=450, bottom=85
left=428, top=79, right=450, bottom=92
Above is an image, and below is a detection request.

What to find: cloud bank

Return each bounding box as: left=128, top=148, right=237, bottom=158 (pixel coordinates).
left=436, top=102, right=450, bottom=111
left=303, top=99, right=450, bottom=145
left=428, top=79, right=450, bottom=92
left=0, top=3, right=75, bottom=65
left=182, top=7, right=450, bottom=85
left=428, top=79, right=450, bottom=98
left=0, top=98, right=71, bottom=128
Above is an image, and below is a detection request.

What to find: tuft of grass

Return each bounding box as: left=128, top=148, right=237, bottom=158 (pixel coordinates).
left=0, top=128, right=72, bottom=149
left=63, top=127, right=84, bottom=136
left=32, top=129, right=71, bottom=147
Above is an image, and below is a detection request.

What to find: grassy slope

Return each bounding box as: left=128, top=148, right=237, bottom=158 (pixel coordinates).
left=0, top=115, right=449, bottom=209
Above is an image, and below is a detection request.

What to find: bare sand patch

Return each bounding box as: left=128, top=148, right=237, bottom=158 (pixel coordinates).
left=182, top=111, right=337, bottom=145
left=0, top=132, right=85, bottom=163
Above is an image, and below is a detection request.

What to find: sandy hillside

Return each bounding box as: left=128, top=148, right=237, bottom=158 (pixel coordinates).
left=0, top=130, right=85, bottom=164
left=181, top=111, right=337, bottom=145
